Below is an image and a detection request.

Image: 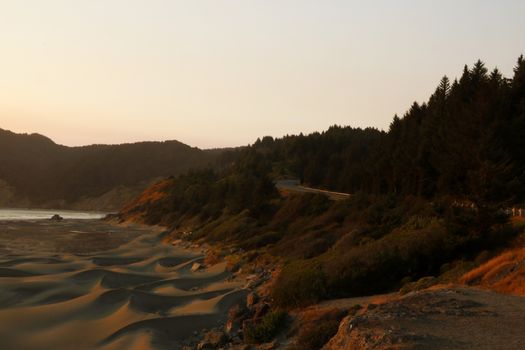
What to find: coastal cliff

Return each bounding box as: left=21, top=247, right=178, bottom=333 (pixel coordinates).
left=114, top=56, right=525, bottom=349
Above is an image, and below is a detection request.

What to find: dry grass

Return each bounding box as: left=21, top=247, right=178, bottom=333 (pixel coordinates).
left=511, top=216, right=525, bottom=224
left=121, top=178, right=172, bottom=212
left=461, top=246, right=525, bottom=295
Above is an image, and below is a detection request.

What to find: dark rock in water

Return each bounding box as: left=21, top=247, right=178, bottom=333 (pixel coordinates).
left=50, top=214, right=63, bottom=221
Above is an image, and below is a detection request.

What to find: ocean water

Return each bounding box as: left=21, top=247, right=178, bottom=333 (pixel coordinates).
left=0, top=208, right=107, bottom=220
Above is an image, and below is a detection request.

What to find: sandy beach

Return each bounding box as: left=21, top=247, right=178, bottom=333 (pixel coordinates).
left=0, top=219, right=247, bottom=350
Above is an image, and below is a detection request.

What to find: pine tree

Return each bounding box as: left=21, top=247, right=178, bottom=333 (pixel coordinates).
left=471, top=60, right=488, bottom=80
left=438, top=75, right=451, bottom=98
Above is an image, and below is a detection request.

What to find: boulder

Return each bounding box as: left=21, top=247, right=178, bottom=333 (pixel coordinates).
left=197, top=330, right=229, bottom=349
left=50, top=214, right=63, bottom=221
left=226, top=318, right=242, bottom=335
left=257, top=340, right=279, bottom=350
left=246, top=292, right=259, bottom=309
left=231, top=345, right=253, bottom=350
left=231, top=335, right=243, bottom=344
left=191, top=262, right=203, bottom=272
left=171, top=239, right=183, bottom=246
left=227, top=262, right=241, bottom=273
left=227, top=304, right=250, bottom=335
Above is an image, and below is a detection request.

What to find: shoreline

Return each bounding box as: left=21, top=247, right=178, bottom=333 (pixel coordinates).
left=0, top=218, right=255, bottom=350
left=4, top=216, right=525, bottom=349
left=146, top=223, right=283, bottom=349
left=128, top=220, right=525, bottom=350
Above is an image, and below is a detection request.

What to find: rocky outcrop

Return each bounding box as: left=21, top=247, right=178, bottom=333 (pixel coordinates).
left=197, top=330, right=229, bottom=349
left=322, top=287, right=525, bottom=350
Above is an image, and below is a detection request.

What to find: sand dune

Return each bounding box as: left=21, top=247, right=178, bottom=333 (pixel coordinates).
left=0, top=220, right=246, bottom=349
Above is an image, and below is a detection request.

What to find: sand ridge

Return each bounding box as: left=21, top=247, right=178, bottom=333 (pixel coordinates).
left=0, top=220, right=247, bottom=350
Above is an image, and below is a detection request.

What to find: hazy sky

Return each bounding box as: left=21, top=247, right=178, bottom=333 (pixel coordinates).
left=1, top=1, right=524, bottom=148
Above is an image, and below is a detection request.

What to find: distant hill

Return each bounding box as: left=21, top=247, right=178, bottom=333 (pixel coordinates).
left=0, top=128, right=224, bottom=210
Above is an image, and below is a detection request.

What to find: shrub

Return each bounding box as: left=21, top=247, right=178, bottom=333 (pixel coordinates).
left=292, top=320, right=340, bottom=350
left=240, top=231, right=283, bottom=249
left=272, top=260, right=327, bottom=308
left=244, top=310, right=287, bottom=343
left=438, top=259, right=478, bottom=283
left=290, top=309, right=346, bottom=350
left=324, top=220, right=451, bottom=297
left=399, top=276, right=437, bottom=295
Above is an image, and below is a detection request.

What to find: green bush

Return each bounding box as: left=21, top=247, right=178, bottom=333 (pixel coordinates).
left=272, top=260, right=327, bottom=308
left=244, top=310, right=287, bottom=343
left=290, top=309, right=346, bottom=350
left=241, top=231, right=283, bottom=249
left=323, top=220, right=451, bottom=297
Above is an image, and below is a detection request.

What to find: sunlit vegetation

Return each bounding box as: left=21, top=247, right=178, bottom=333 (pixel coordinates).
left=121, top=56, right=525, bottom=306
left=461, top=233, right=525, bottom=295
left=243, top=310, right=287, bottom=343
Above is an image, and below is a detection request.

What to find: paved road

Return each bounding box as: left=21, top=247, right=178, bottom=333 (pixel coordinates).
left=275, top=180, right=350, bottom=201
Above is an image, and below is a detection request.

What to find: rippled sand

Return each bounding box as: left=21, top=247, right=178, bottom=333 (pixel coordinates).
left=0, top=220, right=246, bottom=350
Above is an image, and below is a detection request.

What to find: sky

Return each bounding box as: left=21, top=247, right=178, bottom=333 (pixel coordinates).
left=1, top=0, right=524, bottom=149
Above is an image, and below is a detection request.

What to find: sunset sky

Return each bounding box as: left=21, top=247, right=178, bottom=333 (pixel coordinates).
left=1, top=0, right=524, bottom=148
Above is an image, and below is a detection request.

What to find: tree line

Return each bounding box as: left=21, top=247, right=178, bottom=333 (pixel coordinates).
left=130, top=56, right=525, bottom=226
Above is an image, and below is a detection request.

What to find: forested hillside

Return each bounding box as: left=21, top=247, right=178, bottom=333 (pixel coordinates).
left=120, top=56, right=525, bottom=305
left=0, top=130, right=223, bottom=209
left=124, top=56, right=525, bottom=223
left=257, top=58, right=525, bottom=203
